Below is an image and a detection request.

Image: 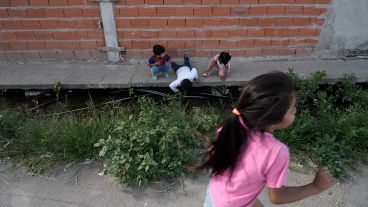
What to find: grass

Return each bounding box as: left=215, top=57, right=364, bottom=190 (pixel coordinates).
left=0, top=71, right=368, bottom=184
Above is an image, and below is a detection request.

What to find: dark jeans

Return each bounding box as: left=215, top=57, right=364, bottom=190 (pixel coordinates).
left=171, top=55, right=191, bottom=72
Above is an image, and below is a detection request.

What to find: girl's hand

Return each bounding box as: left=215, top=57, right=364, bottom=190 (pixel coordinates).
left=312, top=167, right=336, bottom=192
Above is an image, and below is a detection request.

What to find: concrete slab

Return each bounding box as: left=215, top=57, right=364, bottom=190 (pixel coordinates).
left=0, top=59, right=368, bottom=90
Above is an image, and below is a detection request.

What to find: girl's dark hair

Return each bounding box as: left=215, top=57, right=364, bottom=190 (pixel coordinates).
left=153, top=44, right=165, bottom=56
left=218, top=52, right=232, bottom=65
left=198, top=72, right=295, bottom=178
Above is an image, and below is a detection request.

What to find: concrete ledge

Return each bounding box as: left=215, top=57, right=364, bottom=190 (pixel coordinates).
left=0, top=59, right=367, bottom=90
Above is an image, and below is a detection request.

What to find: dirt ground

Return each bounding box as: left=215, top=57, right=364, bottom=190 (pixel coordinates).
left=0, top=161, right=367, bottom=207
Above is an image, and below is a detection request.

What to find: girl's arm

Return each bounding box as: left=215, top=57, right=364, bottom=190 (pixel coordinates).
left=268, top=167, right=336, bottom=204
left=205, top=59, right=216, bottom=74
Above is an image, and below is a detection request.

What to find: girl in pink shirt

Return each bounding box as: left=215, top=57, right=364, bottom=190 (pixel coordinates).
left=202, top=52, right=232, bottom=80
left=199, top=72, right=336, bottom=207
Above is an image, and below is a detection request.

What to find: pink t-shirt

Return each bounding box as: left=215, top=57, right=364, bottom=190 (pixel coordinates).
left=210, top=131, right=289, bottom=207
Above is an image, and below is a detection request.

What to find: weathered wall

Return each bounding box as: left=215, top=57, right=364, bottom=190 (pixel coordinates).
left=318, top=0, right=368, bottom=55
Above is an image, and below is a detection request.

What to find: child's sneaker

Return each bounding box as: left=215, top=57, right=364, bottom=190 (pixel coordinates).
left=152, top=74, right=158, bottom=81
left=164, top=73, right=169, bottom=78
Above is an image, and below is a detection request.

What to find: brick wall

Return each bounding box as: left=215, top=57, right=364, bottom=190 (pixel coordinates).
left=116, top=0, right=330, bottom=58
left=0, top=0, right=331, bottom=61
left=0, top=0, right=106, bottom=61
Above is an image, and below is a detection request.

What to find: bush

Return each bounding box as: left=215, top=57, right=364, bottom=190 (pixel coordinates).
left=94, top=97, right=221, bottom=186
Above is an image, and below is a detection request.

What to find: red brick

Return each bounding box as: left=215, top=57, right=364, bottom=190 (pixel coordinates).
left=296, top=48, right=313, bottom=56
left=10, top=42, right=28, bottom=50
left=265, top=28, right=282, bottom=36
left=57, top=20, right=77, bottom=28
left=74, top=50, right=92, bottom=60
left=119, top=40, right=132, bottom=48
left=314, top=0, right=331, bottom=4
left=34, top=32, right=52, bottom=40
left=0, top=9, right=8, bottom=18
left=194, top=7, right=212, bottom=16
left=0, top=42, right=11, bottom=50
left=213, top=6, right=230, bottom=16
left=273, top=17, right=292, bottom=26
left=272, top=39, right=289, bottom=46
left=116, top=19, right=131, bottom=28
left=22, top=20, right=41, bottom=29
left=168, top=40, right=185, bottom=48
left=46, top=9, right=65, bottom=17
left=202, top=0, right=220, bottom=4
left=292, top=17, right=310, bottom=26
left=27, top=42, right=45, bottom=50
left=221, top=0, right=239, bottom=4
left=130, top=19, right=150, bottom=27
left=254, top=39, right=272, bottom=46
left=195, top=29, right=211, bottom=37
left=203, top=18, right=222, bottom=26
left=126, top=0, right=144, bottom=4
left=61, top=41, right=80, bottom=49
left=68, top=0, right=86, bottom=6
left=149, top=40, right=168, bottom=47
left=282, top=28, right=299, bottom=36
left=141, top=31, right=159, bottom=38
left=53, top=32, right=72, bottom=40
left=267, top=6, right=285, bottom=15
left=175, top=7, right=193, bottom=16
left=262, top=48, right=279, bottom=56
left=132, top=40, right=150, bottom=48
left=79, top=41, right=97, bottom=50
left=220, top=40, right=237, bottom=48
left=10, top=0, right=29, bottom=6
left=203, top=40, right=219, bottom=48
left=182, top=0, right=201, bottom=4
left=7, top=9, right=27, bottom=18
left=248, top=28, right=265, bottom=37
left=229, top=50, right=246, bottom=56
left=23, top=51, right=40, bottom=60
left=159, top=30, right=176, bottom=38
left=15, top=31, right=35, bottom=40
left=40, top=20, right=58, bottom=28
left=118, top=7, right=138, bottom=17
left=299, top=28, right=317, bottom=36
left=185, top=40, right=202, bottom=48
left=303, top=7, right=322, bottom=15
left=122, top=31, right=141, bottom=38
left=64, top=8, right=83, bottom=18
left=157, top=7, right=175, bottom=16
left=82, top=8, right=100, bottom=17
left=289, top=39, right=305, bottom=45
left=176, top=29, right=194, bottom=38
left=44, top=41, right=62, bottom=49
left=246, top=49, right=262, bottom=56
left=49, top=0, right=68, bottom=6
left=231, top=6, right=249, bottom=16
left=259, top=0, right=277, bottom=3
left=57, top=50, right=75, bottom=59
left=164, top=0, right=182, bottom=4
left=249, top=6, right=267, bottom=15
left=232, top=29, right=248, bottom=37
left=285, top=6, right=303, bottom=15
left=26, top=8, right=47, bottom=18
left=168, top=19, right=185, bottom=27
left=145, top=0, right=163, bottom=4
left=239, top=18, right=257, bottom=26
left=149, top=19, right=167, bottom=27
left=195, top=49, right=211, bottom=58
left=87, top=31, right=104, bottom=39
left=258, top=18, right=275, bottom=26
left=309, top=17, right=325, bottom=25
left=186, top=18, right=203, bottom=27
left=29, top=0, right=49, bottom=6
left=295, top=0, right=314, bottom=3
left=237, top=39, right=254, bottom=48
left=279, top=48, right=296, bottom=56
left=5, top=51, right=24, bottom=60
left=239, top=0, right=258, bottom=3
left=306, top=38, right=318, bottom=46
left=0, top=0, right=10, bottom=6
left=125, top=50, right=142, bottom=58
left=212, top=30, right=230, bottom=38
left=138, top=7, right=156, bottom=16
left=320, top=8, right=328, bottom=14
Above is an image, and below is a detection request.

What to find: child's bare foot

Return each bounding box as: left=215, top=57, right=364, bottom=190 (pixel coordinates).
left=202, top=72, right=209, bottom=77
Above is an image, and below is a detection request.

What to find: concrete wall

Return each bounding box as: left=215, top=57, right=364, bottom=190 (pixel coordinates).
left=318, top=0, right=368, bottom=55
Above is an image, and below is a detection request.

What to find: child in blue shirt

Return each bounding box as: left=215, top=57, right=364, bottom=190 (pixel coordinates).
left=147, top=45, right=172, bottom=80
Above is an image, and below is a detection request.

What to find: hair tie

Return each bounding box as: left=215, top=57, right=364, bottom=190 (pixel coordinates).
left=232, top=108, right=248, bottom=129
